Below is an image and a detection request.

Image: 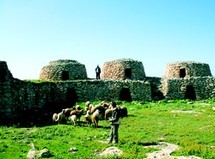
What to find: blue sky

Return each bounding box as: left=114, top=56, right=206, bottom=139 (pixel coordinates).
left=0, top=0, right=215, bottom=79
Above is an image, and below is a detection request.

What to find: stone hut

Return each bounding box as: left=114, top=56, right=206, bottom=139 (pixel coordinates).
left=161, top=61, right=214, bottom=100
left=101, top=58, right=146, bottom=80
left=39, top=60, right=87, bottom=80
left=163, top=61, right=212, bottom=79
left=0, top=61, right=13, bottom=82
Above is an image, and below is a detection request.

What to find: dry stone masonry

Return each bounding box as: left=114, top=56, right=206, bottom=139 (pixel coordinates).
left=101, top=58, right=146, bottom=80
left=40, top=60, right=87, bottom=80
left=0, top=59, right=214, bottom=126
left=162, top=61, right=214, bottom=100
left=163, top=61, right=212, bottom=78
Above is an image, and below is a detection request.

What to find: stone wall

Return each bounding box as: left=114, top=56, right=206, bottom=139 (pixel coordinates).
left=146, top=77, right=164, bottom=100
left=0, top=78, right=151, bottom=125
left=161, top=77, right=215, bottom=100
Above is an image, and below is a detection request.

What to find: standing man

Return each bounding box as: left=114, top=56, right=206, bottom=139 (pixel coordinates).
left=108, top=101, right=121, bottom=144
left=95, top=65, right=101, bottom=79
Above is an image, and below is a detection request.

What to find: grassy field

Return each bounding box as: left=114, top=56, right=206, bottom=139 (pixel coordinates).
left=0, top=99, right=215, bottom=158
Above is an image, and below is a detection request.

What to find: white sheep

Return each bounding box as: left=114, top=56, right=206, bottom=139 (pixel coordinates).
left=69, top=115, right=77, bottom=126
left=52, top=110, right=67, bottom=124
left=84, top=110, right=92, bottom=126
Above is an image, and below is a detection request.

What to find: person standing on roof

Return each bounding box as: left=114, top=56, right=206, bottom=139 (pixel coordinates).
left=95, top=65, right=101, bottom=79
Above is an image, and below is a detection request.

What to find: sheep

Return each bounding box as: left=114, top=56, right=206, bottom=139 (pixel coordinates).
left=69, top=109, right=83, bottom=125
left=90, top=104, right=105, bottom=117
left=69, top=115, right=77, bottom=126
left=84, top=110, right=92, bottom=126
left=70, top=109, right=83, bottom=119
left=91, top=109, right=100, bottom=128
left=85, top=101, right=94, bottom=112
left=52, top=113, right=58, bottom=122
left=85, top=101, right=91, bottom=106
left=104, top=106, right=128, bottom=120
left=104, top=108, right=113, bottom=120
left=62, top=108, right=73, bottom=117
left=85, top=101, right=91, bottom=110
left=52, top=110, right=67, bottom=124
left=84, top=102, right=129, bottom=127
left=100, top=101, right=110, bottom=110
left=52, top=105, right=85, bottom=125
left=75, top=105, right=81, bottom=110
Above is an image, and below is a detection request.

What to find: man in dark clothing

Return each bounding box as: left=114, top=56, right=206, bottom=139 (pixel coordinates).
left=108, top=101, right=121, bottom=144
left=95, top=65, right=101, bottom=79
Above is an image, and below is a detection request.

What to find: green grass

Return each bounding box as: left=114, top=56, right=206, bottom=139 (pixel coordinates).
left=1, top=99, right=215, bottom=158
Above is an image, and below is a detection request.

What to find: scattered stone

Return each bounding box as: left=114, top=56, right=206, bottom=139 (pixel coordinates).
left=68, top=147, right=78, bottom=153
left=97, top=146, right=123, bottom=157
left=98, top=140, right=109, bottom=144
left=146, top=142, right=179, bottom=159
left=145, top=142, right=202, bottom=159
left=27, top=143, right=53, bottom=159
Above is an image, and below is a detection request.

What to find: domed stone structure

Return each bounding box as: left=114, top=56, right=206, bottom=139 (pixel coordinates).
left=163, top=61, right=212, bottom=79
left=101, top=58, right=146, bottom=80
left=39, top=60, right=87, bottom=80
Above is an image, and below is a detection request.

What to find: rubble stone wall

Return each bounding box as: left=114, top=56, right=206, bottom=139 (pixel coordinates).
left=146, top=77, right=164, bottom=100
left=0, top=79, right=151, bottom=125
left=161, top=77, right=215, bottom=100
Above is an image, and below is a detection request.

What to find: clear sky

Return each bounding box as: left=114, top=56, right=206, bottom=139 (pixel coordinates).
left=0, top=0, right=215, bottom=79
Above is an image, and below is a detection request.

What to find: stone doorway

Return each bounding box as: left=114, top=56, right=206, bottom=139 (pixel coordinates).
left=62, top=71, right=69, bottom=80
left=184, top=85, right=196, bottom=100
left=66, top=88, right=77, bottom=106
left=119, top=88, right=132, bottom=102
left=179, top=68, right=186, bottom=78
left=0, top=68, right=6, bottom=82
left=125, top=68, right=132, bottom=79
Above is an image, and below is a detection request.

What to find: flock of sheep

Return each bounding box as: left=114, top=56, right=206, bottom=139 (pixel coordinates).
left=52, top=101, right=128, bottom=128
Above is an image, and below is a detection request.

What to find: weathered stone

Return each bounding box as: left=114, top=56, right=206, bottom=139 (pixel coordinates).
left=101, top=58, right=146, bottom=80
left=39, top=60, right=87, bottom=80
left=163, top=61, right=212, bottom=78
